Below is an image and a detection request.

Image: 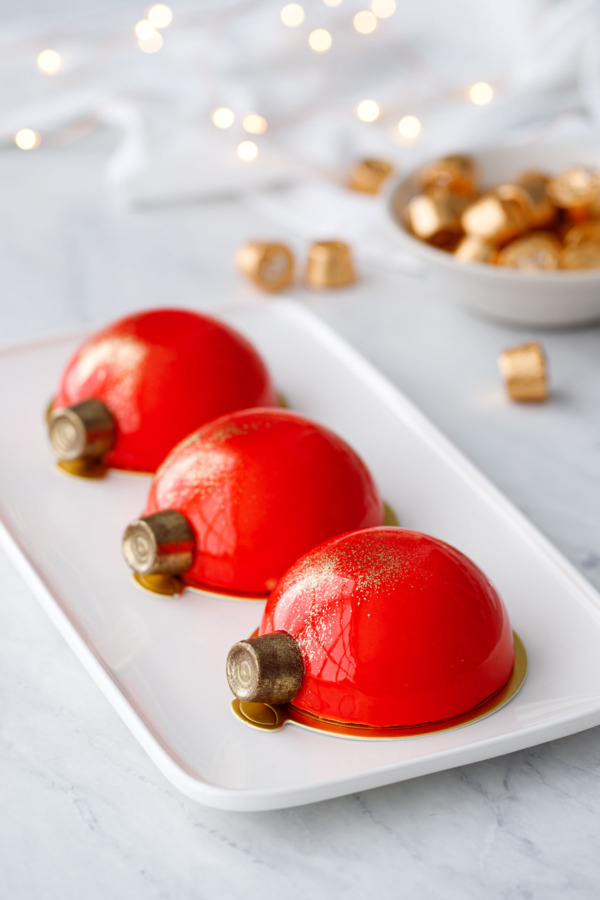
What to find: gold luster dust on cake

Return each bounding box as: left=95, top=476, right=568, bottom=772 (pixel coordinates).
left=498, top=341, right=548, bottom=402
left=399, top=155, right=600, bottom=270
left=283, top=535, right=430, bottom=671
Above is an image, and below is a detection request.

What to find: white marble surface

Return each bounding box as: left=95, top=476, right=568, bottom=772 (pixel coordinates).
left=2, top=132, right=600, bottom=899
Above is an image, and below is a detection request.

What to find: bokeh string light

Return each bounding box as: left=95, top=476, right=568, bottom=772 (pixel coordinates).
left=397, top=115, right=422, bottom=140
left=212, top=107, right=235, bottom=128
left=146, top=4, right=173, bottom=29
left=355, top=99, right=381, bottom=122
left=469, top=81, right=494, bottom=105
left=353, top=11, right=378, bottom=34
left=243, top=114, right=268, bottom=135
left=14, top=5, right=497, bottom=160
left=308, top=28, right=332, bottom=52
left=135, top=14, right=165, bottom=52
left=37, top=49, right=62, bottom=75
left=135, top=19, right=155, bottom=39
left=15, top=129, right=41, bottom=150
left=281, top=4, right=305, bottom=27
left=138, top=31, right=163, bottom=53
left=370, top=0, right=396, bottom=17
left=237, top=140, right=258, bottom=161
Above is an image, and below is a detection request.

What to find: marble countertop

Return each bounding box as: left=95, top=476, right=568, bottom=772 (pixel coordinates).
left=2, top=134, right=600, bottom=900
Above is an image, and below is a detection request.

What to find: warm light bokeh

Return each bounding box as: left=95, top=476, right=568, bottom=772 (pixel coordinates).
left=469, top=81, right=494, bottom=105
left=243, top=114, right=268, bottom=135
left=353, top=11, right=377, bottom=34
left=15, top=129, right=41, bottom=150
left=281, top=4, right=305, bottom=27
left=146, top=4, right=173, bottom=29
left=211, top=107, right=235, bottom=128
left=370, top=0, right=396, bottom=17
left=138, top=31, right=164, bottom=53
left=37, top=49, right=62, bottom=75
left=355, top=99, right=381, bottom=122
left=397, top=115, right=421, bottom=139
left=237, top=140, right=258, bottom=161
left=308, top=28, right=332, bottom=52
left=135, top=19, right=156, bottom=39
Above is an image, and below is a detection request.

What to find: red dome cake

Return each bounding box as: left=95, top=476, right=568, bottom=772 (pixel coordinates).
left=48, top=308, right=278, bottom=473
left=122, top=409, right=384, bottom=597
left=226, top=527, right=524, bottom=736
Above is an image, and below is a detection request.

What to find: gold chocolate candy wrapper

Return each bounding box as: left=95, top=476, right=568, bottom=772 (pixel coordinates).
left=563, top=221, right=600, bottom=248
left=499, top=342, right=548, bottom=402
left=349, top=159, right=394, bottom=195
left=454, top=235, right=497, bottom=264
left=547, top=167, right=600, bottom=222
left=406, top=189, right=467, bottom=248
left=561, top=242, right=600, bottom=270
left=498, top=173, right=557, bottom=230
left=418, top=155, right=477, bottom=196
left=236, top=242, right=295, bottom=293
left=497, top=232, right=561, bottom=272
left=305, top=241, right=356, bottom=288
left=461, top=192, right=528, bottom=246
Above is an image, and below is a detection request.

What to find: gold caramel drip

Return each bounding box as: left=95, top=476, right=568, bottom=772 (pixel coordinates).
left=231, top=632, right=527, bottom=740
left=133, top=572, right=185, bottom=596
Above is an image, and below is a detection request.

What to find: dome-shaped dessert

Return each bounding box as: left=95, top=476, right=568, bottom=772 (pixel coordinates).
left=122, top=409, right=384, bottom=596
left=227, top=527, right=523, bottom=735
left=48, top=308, right=278, bottom=473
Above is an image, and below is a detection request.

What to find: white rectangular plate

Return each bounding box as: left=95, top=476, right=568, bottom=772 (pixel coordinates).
left=2, top=300, right=600, bottom=811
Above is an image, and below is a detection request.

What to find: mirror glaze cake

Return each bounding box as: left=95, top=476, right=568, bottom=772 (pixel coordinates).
left=48, top=308, right=278, bottom=473
left=122, top=408, right=385, bottom=597
left=227, top=527, right=525, bottom=737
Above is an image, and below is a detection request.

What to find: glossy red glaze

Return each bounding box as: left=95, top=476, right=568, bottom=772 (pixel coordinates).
left=260, top=528, right=515, bottom=728
left=144, top=409, right=384, bottom=595
left=53, top=308, right=278, bottom=472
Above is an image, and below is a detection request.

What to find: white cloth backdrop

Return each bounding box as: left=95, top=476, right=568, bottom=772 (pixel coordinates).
left=2, top=0, right=600, bottom=269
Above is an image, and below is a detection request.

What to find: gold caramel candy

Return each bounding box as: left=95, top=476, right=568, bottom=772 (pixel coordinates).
left=419, top=155, right=477, bottom=196
left=236, top=242, right=294, bottom=293
left=563, top=221, right=600, bottom=248
left=349, top=159, right=394, bottom=195
left=547, top=167, right=600, bottom=222
left=498, top=342, right=548, bottom=402
left=461, top=192, right=528, bottom=246
left=406, top=189, right=467, bottom=247
left=498, top=173, right=557, bottom=230
left=305, top=240, right=356, bottom=288
left=497, top=232, right=561, bottom=272
left=561, top=242, right=600, bottom=270
left=518, top=172, right=557, bottom=228
left=454, top=235, right=497, bottom=264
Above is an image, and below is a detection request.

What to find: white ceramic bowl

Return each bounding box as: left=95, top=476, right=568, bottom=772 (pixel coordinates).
left=385, top=141, right=600, bottom=328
